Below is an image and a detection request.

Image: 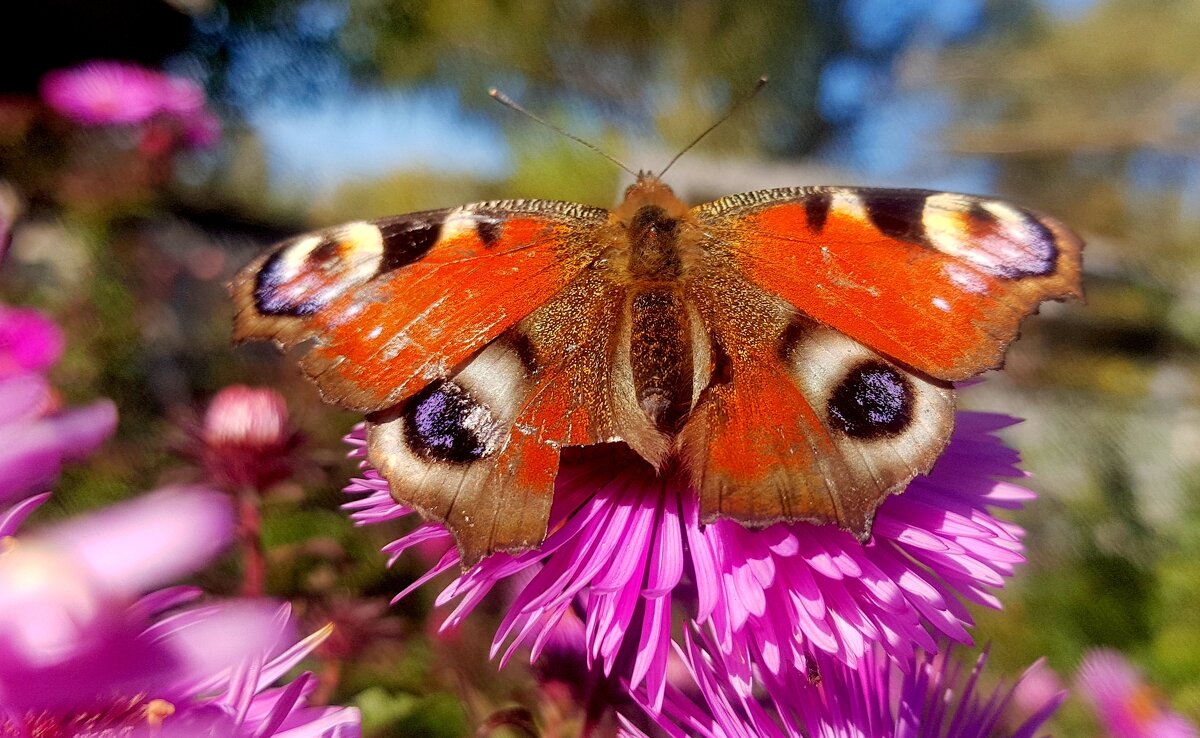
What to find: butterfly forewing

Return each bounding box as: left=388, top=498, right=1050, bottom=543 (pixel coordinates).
left=694, top=187, right=1084, bottom=381
left=231, top=200, right=610, bottom=413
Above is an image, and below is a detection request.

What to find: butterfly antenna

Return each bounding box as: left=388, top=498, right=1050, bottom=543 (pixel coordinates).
left=657, top=76, right=768, bottom=179
left=489, top=88, right=638, bottom=178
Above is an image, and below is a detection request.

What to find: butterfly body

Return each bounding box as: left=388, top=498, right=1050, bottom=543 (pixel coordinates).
left=233, top=174, right=1082, bottom=565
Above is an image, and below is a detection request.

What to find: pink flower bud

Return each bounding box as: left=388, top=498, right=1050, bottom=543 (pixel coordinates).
left=204, top=385, right=289, bottom=449
left=200, top=385, right=299, bottom=492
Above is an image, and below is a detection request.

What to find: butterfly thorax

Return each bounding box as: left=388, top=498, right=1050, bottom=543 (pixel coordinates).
left=590, top=174, right=707, bottom=450
left=611, top=174, right=698, bottom=283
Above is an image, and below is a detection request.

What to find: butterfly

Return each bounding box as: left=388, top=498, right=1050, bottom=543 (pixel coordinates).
left=231, top=172, right=1083, bottom=566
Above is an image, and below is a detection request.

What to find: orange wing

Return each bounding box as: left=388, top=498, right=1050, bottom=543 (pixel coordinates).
left=679, top=266, right=956, bottom=539
left=681, top=186, right=1081, bottom=538
left=231, top=200, right=610, bottom=412
left=693, top=187, right=1083, bottom=381
left=365, top=267, right=632, bottom=565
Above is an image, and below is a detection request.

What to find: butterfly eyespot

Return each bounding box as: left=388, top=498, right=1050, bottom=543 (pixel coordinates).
left=402, top=380, right=505, bottom=463
left=923, top=194, right=1059, bottom=279
left=827, top=361, right=914, bottom=439
left=255, top=251, right=315, bottom=316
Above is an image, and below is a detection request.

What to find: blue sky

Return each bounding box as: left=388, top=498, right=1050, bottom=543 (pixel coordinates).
left=250, top=87, right=509, bottom=194
left=246, top=0, right=1098, bottom=197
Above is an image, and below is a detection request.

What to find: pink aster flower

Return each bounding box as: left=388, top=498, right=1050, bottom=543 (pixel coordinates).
left=40, top=61, right=204, bottom=127
left=1077, top=649, right=1198, bottom=738
left=0, top=489, right=359, bottom=736
left=179, top=385, right=303, bottom=596
left=0, top=306, right=63, bottom=379
left=0, top=595, right=359, bottom=737
left=0, top=306, right=117, bottom=505
left=344, top=409, right=1034, bottom=708
left=619, top=631, right=1065, bottom=738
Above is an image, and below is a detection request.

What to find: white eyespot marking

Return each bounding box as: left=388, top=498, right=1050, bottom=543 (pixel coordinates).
left=829, top=189, right=869, bottom=223
left=932, top=296, right=951, bottom=312
left=365, top=339, right=533, bottom=516
left=923, top=194, right=1057, bottom=279
left=274, top=234, right=324, bottom=281
left=440, top=211, right=481, bottom=243
left=255, top=223, right=387, bottom=317
left=446, top=342, right=529, bottom=421
left=334, top=222, right=386, bottom=282
left=943, top=262, right=990, bottom=295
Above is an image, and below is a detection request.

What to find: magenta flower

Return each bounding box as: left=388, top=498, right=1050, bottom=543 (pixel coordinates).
left=344, top=409, right=1033, bottom=708
left=0, top=306, right=63, bottom=378
left=619, top=631, right=1065, bottom=738
left=1077, top=649, right=1198, bottom=738
left=0, top=305, right=116, bottom=505
left=40, top=61, right=205, bottom=127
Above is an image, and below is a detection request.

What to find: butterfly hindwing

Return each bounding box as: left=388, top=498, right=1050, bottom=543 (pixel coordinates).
left=694, top=187, right=1084, bottom=381
left=679, top=265, right=956, bottom=538
left=231, top=200, right=610, bottom=412
left=363, top=265, right=637, bottom=565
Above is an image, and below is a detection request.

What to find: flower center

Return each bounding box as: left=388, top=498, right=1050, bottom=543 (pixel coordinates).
left=1126, top=683, right=1164, bottom=728
left=0, top=696, right=175, bottom=737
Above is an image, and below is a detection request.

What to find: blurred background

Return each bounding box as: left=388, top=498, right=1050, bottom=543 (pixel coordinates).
left=1, top=0, right=1197, bottom=735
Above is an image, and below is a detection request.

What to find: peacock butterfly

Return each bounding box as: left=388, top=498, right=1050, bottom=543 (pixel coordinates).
left=231, top=117, right=1083, bottom=566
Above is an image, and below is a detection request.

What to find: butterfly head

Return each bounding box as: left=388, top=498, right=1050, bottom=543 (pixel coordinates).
left=615, top=171, right=689, bottom=224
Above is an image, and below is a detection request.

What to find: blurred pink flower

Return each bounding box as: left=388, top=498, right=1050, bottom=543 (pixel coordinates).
left=1, top=596, right=359, bottom=737
left=0, top=306, right=63, bottom=378
left=0, top=490, right=359, bottom=736
left=204, top=385, right=290, bottom=450
left=620, top=632, right=1065, bottom=738
left=0, top=295, right=351, bottom=733
left=344, top=409, right=1034, bottom=709
left=1012, top=660, right=1066, bottom=719
left=1077, top=649, right=1197, bottom=738
left=198, top=385, right=300, bottom=493
left=40, top=61, right=204, bottom=127
left=0, top=305, right=117, bottom=505
left=0, top=487, right=233, bottom=669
